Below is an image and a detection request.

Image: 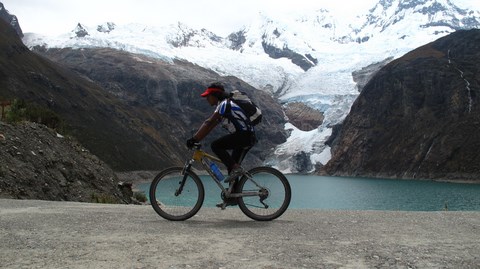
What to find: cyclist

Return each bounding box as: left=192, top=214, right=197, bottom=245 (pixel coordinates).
left=186, top=82, right=257, bottom=185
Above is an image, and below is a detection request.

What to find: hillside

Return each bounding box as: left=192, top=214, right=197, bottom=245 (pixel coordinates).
left=29, top=47, right=289, bottom=169
left=19, top=0, right=480, bottom=173
left=0, top=19, right=180, bottom=171
left=3, top=1, right=480, bottom=183
left=0, top=18, right=288, bottom=172
left=0, top=122, right=130, bottom=202
left=324, top=29, right=480, bottom=182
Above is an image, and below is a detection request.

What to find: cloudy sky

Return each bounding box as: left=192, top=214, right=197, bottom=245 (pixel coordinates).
left=3, top=0, right=480, bottom=36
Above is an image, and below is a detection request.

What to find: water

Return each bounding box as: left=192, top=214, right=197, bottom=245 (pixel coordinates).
left=137, top=175, right=480, bottom=211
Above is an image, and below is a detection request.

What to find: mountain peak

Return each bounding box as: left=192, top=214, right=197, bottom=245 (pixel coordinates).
left=97, top=22, right=116, bottom=33
left=14, top=0, right=480, bottom=175
left=0, top=2, right=23, bottom=38
left=73, top=23, right=89, bottom=37
left=351, top=0, right=480, bottom=44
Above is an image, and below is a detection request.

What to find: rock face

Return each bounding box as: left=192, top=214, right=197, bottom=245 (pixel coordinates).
left=262, top=41, right=318, bottom=71
left=352, top=57, right=393, bottom=92
left=0, top=122, right=130, bottom=202
left=0, top=3, right=23, bottom=38
left=31, top=47, right=288, bottom=170
left=1, top=19, right=287, bottom=173
left=284, top=102, right=324, bottom=131
left=324, top=29, right=480, bottom=182
left=73, top=23, right=89, bottom=37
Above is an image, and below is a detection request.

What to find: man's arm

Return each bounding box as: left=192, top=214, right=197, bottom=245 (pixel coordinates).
left=193, top=112, right=221, bottom=141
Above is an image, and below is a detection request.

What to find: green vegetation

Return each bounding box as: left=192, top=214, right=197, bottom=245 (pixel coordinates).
left=3, top=98, right=68, bottom=133
left=134, top=191, right=147, bottom=203
left=90, top=192, right=119, bottom=204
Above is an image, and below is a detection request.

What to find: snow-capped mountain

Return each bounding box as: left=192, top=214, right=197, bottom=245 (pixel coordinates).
left=22, top=0, right=480, bottom=173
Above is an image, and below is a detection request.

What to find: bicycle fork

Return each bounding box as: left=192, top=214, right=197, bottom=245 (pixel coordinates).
left=176, top=159, right=194, bottom=196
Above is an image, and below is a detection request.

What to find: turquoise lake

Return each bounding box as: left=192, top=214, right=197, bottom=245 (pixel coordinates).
left=137, top=175, right=480, bottom=211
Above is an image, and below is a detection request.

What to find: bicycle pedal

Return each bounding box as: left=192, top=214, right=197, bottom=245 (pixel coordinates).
left=216, top=202, right=227, bottom=210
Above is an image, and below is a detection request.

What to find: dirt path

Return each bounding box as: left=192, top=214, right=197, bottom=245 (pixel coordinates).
left=1, top=199, right=479, bottom=268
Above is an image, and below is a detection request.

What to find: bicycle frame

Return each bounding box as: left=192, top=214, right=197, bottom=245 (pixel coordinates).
left=182, top=146, right=265, bottom=199
left=149, top=144, right=291, bottom=220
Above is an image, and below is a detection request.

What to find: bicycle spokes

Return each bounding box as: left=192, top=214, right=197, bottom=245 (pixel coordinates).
left=237, top=167, right=291, bottom=221
left=149, top=164, right=290, bottom=221
left=149, top=167, right=205, bottom=221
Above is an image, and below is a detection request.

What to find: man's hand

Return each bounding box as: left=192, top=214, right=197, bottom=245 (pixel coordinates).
left=186, top=138, right=198, bottom=149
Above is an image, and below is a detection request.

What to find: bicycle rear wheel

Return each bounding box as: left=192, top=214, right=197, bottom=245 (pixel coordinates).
left=149, top=167, right=204, bottom=221
left=237, top=167, right=291, bottom=221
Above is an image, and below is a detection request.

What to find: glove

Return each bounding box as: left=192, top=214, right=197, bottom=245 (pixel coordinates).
left=186, top=137, right=198, bottom=149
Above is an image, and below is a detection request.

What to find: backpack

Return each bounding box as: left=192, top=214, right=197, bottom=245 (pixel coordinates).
left=226, top=90, right=262, bottom=126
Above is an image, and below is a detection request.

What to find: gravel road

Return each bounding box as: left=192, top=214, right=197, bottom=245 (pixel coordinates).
left=1, top=199, right=479, bottom=268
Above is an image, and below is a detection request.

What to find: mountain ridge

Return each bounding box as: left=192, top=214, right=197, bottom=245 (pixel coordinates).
left=1, top=15, right=288, bottom=172
left=0, top=2, right=22, bottom=37
left=9, top=0, right=480, bottom=174
left=324, top=29, right=480, bottom=182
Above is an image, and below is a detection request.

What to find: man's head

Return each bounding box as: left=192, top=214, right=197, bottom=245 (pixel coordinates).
left=201, top=82, right=226, bottom=105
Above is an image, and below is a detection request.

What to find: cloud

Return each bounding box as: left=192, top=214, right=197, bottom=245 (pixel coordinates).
left=2, top=0, right=373, bottom=35
left=3, top=0, right=479, bottom=36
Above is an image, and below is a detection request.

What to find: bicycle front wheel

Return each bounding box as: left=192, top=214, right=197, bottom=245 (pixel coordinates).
left=149, top=167, right=204, bottom=221
left=237, top=167, right=291, bottom=221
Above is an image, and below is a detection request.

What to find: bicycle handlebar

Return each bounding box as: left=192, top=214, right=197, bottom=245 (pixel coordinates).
left=189, top=142, right=202, bottom=150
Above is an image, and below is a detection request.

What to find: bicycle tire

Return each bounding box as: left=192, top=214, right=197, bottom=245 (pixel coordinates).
left=149, top=167, right=205, bottom=221
left=237, top=166, right=291, bottom=221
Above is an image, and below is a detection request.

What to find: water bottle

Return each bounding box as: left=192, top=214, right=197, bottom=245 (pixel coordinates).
left=210, top=162, right=224, bottom=181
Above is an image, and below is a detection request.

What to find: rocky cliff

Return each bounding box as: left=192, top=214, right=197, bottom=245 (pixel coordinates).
left=29, top=47, right=288, bottom=169
left=1, top=18, right=287, bottom=173
left=284, top=102, right=324, bottom=131
left=0, top=122, right=130, bottom=202
left=0, top=2, right=22, bottom=38
left=324, top=29, right=480, bottom=182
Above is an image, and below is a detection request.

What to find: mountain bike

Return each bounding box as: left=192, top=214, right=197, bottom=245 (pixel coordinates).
left=149, top=143, right=291, bottom=221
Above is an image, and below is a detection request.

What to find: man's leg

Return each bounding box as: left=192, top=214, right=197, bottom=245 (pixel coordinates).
left=212, top=132, right=255, bottom=175
left=211, top=134, right=237, bottom=173
left=231, top=147, right=249, bottom=165
left=212, top=134, right=240, bottom=208
left=213, top=132, right=255, bottom=208
left=231, top=131, right=256, bottom=165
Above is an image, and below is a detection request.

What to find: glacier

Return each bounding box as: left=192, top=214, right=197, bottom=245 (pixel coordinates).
left=21, top=0, right=480, bottom=173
